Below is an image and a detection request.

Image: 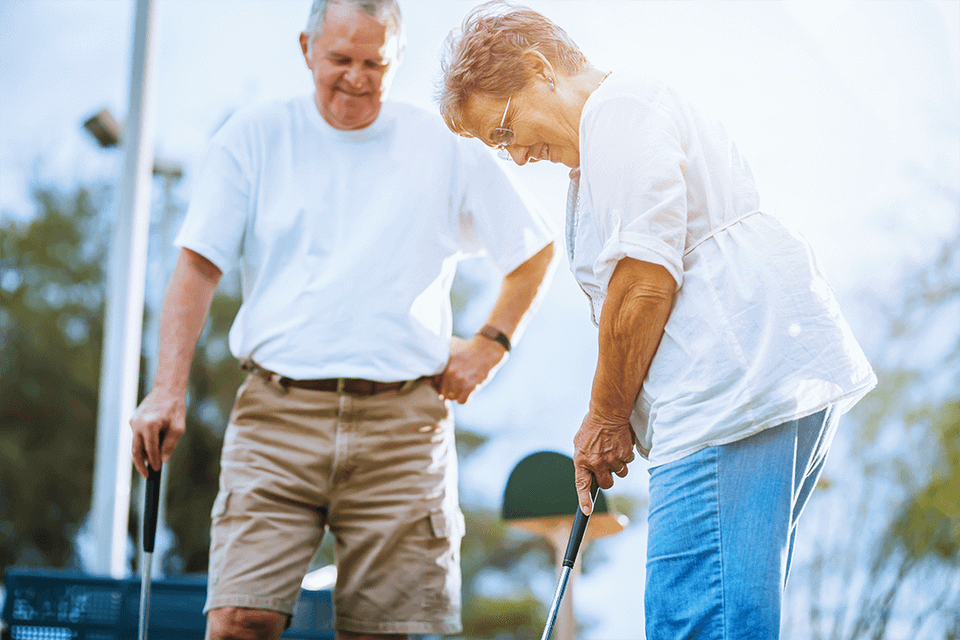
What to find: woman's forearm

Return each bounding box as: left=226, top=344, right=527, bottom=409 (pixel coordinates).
left=590, top=258, right=675, bottom=425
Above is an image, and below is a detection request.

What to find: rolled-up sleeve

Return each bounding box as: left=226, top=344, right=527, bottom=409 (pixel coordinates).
left=581, top=93, right=687, bottom=292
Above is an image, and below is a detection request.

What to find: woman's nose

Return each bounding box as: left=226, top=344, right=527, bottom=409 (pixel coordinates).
left=507, top=146, right=528, bottom=165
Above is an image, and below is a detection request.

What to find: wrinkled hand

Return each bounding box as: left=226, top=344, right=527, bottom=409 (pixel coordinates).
left=437, top=336, right=506, bottom=404
left=573, top=409, right=636, bottom=514
left=129, top=388, right=185, bottom=479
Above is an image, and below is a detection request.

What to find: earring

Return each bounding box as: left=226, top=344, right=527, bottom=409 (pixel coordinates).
left=549, top=78, right=555, bottom=91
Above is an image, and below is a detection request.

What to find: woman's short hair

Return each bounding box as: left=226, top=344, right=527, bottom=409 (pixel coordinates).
left=439, top=1, right=588, bottom=134
left=304, top=0, right=405, bottom=58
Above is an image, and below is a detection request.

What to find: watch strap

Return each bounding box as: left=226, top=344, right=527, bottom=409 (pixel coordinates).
left=477, top=324, right=511, bottom=351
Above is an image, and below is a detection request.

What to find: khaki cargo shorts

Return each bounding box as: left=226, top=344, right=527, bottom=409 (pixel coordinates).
left=204, top=374, right=465, bottom=635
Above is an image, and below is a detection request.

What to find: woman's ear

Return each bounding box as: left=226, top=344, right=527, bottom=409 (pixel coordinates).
left=521, top=49, right=556, bottom=87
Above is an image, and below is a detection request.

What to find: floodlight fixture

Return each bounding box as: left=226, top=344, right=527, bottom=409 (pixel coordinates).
left=84, top=109, right=122, bottom=148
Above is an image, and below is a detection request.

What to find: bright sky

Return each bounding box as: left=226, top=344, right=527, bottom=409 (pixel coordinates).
left=1, top=1, right=958, bottom=637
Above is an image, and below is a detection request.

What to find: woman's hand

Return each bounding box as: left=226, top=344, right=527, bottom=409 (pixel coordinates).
left=574, top=258, right=676, bottom=515
left=573, top=409, right=636, bottom=514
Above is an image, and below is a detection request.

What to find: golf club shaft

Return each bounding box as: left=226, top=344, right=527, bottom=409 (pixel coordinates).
left=540, top=477, right=600, bottom=640
left=138, top=462, right=162, bottom=640
left=540, top=565, right=572, bottom=640
left=138, top=553, right=153, bottom=640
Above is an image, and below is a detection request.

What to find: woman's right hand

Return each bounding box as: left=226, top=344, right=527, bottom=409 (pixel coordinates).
left=129, top=389, right=186, bottom=479
left=573, top=409, right=636, bottom=515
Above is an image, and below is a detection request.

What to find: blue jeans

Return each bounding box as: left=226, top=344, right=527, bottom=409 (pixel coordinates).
left=645, top=408, right=838, bottom=639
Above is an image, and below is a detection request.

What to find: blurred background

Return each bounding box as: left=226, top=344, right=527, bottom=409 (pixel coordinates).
left=1, top=1, right=958, bottom=638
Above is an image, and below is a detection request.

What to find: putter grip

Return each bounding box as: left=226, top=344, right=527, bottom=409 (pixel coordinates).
left=143, top=464, right=162, bottom=553
left=562, top=477, right=600, bottom=568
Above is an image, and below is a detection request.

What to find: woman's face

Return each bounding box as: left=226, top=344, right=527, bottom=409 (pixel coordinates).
left=462, top=79, right=582, bottom=168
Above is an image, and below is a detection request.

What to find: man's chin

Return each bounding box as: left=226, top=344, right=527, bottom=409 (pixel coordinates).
left=323, top=106, right=380, bottom=131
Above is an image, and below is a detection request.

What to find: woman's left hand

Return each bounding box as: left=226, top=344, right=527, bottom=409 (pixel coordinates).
left=573, top=409, right=636, bottom=514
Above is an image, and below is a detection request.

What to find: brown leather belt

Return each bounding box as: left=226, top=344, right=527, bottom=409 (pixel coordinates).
left=241, top=359, right=437, bottom=396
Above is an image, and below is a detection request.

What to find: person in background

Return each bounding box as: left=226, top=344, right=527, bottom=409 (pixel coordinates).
left=438, top=2, right=875, bottom=637
left=130, top=1, right=555, bottom=638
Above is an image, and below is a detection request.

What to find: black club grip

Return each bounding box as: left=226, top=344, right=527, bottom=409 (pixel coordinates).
left=143, top=463, right=162, bottom=553
left=562, top=477, right=600, bottom=568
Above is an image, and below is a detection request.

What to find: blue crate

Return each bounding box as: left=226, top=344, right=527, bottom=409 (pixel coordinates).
left=0, top=568, right=334, bottom=640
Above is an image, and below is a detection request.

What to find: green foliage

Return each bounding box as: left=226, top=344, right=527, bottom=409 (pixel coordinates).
left=461, top=593, right=546, bottom=640
left=455, top=427, right=553, bottom=637
left=0, top=182, right=243, bottom=577
left=890, top=399, right=960, bottom=563
left=786, top=209, right=960, bottom=638
left=0, top=185, right=108, bottom=573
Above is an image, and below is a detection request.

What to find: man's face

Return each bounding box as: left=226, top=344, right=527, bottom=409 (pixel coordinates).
left=299, top=3, right=399, bottom=130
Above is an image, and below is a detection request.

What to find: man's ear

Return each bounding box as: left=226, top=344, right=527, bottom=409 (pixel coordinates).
left=521, top=49, right=556, bottom=86
left=299, top=32, right=310, bottom=60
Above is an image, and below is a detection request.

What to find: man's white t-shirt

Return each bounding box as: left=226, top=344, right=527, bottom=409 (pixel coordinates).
left=569, top=73, right=876, bottom=467
left=176, top=96, right=555, bottom=381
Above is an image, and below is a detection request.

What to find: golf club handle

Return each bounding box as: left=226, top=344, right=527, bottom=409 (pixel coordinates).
left=562, top=477, right=600, bottom=568
left=143, top=463, right=162, bottom=553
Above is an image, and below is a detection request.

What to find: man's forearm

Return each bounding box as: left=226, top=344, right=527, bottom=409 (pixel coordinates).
left=590, top=258, right=675, bottom=423
left=482, top=242, right=556, bottom=343
left=151, top=248, right=222, bottom=394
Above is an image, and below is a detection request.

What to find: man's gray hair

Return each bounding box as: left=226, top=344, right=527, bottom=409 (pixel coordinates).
left=304, top=0, right=405, bottom=57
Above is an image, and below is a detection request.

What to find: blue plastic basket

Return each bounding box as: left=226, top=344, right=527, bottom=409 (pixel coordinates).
left=0, top=568, right=334, bottom=640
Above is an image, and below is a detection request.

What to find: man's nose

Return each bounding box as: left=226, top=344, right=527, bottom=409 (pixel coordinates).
left=343, top=64, right=366, bottom=88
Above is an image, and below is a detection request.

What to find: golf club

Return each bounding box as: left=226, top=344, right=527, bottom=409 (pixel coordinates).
left=540, top=476, right=600, bottom=640
left=138, top=459, right=162, bottom=640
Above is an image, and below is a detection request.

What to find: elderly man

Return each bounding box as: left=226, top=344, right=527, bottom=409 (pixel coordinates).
left=129, top=1, right=555, bottom=639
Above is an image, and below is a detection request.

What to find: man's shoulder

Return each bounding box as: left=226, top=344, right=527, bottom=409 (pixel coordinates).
left=213, top=95, right=311, bottom=141
left=385, top=100, right=448, bottom=134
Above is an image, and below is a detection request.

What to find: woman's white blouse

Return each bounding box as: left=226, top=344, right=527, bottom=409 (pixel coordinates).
left=569, top=72, right=876, bottom=467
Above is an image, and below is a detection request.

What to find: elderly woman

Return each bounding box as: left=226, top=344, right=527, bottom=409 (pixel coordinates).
left=439, top=2, right=876, bottom=637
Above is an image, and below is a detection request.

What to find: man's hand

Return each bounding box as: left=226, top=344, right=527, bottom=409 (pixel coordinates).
left=130, top=389, right=186, bottom=479
left=573, top=409, right=636, bottom=515
left=437, top=335, right=506, bottom=404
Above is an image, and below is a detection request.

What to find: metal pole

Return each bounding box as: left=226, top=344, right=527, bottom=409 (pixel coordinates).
left=89, top=0, right=158, bottom=577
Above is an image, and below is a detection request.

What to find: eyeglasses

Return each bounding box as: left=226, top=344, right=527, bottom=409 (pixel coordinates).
left=492, top=96, right=514, bottom=160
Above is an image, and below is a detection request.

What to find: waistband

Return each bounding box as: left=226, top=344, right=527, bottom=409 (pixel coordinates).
left=684, top=209, right=763, bottom=257
left=240, top=359, right=439, bottom=395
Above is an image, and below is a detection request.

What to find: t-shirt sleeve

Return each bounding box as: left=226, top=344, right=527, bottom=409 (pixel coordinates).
left=581, top=91, right=687, bottom=291
left=455, top=138, right=557, bottom=274
left=174, top=132, right=250, bottom=275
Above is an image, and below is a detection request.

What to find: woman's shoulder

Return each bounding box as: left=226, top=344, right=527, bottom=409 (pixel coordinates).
left=584, top=71, right=684, bottom=123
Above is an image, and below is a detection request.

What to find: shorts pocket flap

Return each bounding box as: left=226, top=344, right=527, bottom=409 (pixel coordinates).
left=429, top=508, right=465, bottom=539
left=211, top=491, right=231, bottom=519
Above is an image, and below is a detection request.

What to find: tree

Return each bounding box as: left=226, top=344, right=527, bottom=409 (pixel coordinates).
left=0, top=181, right=242, bottom=577
left=784, top=199, right=960, bottom=638
left=0, top=184, right=108, bottom=573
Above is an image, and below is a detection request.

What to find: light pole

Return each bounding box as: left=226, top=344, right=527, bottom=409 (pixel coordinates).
left=83, top=105, right=184, bottom=579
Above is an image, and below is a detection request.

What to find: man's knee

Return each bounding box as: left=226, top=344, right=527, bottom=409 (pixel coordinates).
left=207, top=607, right=288, bottom=640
